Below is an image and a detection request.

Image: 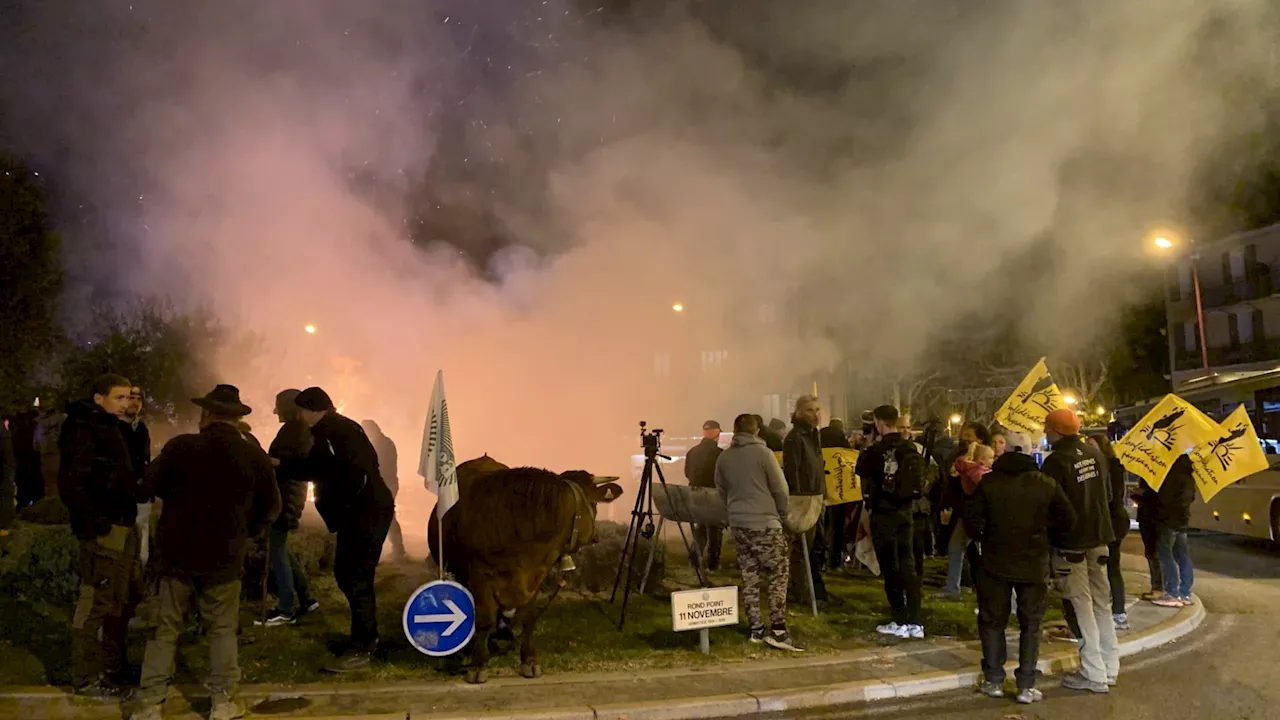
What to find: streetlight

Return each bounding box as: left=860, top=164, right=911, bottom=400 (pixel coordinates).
left=672, top=303, right=684, bottom=313
left=1151, top=229, right=1209, bottom=373
left=304, top=324, right=317, bottom=334
left=1063, top=395, right=1078, bottom=406
left=1095, top=405, right=1107, bottom=416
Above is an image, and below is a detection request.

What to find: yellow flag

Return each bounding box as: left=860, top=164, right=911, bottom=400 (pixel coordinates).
left=1114, top=394, right=1220, bottom=491
left=994, top=358, right=1065, bottom=435
left=823, top=448, right=862, bottom=505
left=1189, top=404, right=1269, bottom=503
left=775, top=448, right=864, bottom=504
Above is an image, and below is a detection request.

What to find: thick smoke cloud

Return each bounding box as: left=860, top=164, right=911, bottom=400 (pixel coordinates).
left=2, top=0, right=1277, bottom=524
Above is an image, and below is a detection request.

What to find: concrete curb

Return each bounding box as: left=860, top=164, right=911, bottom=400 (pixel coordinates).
left=0, top=597, right=1206, bottom=720
left=596, top=595, right=1206, bottom=719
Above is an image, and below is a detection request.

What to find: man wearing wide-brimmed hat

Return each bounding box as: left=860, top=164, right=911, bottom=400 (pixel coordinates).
left=133, top=385, right=281, bottom=720
left=294, top=386, right=395, bottom=673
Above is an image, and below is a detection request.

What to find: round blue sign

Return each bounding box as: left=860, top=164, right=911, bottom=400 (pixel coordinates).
left=402, top=580, right=477, bottom=657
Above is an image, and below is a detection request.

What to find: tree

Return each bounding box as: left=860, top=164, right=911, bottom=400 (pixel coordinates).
left=54, top=298, right=253, bottom=432
left=0, top=154, right=64, bottom=412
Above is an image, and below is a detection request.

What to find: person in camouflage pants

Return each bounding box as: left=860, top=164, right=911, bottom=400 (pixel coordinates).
left=714, top=414, right=801, bottom=651
left=732, top=527, right=790, bottom=629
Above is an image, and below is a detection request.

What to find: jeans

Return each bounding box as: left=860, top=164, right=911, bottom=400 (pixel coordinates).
left=977, top=569, right=1048, bottom=690
left=1156, top=528, right=1194, bottom=598
left=1052, top=547, right=1119, bottom=683
left=944, top=522, right=979, bottom=595
left=137, top=577, right=241, bottom=705
left=1138, top=512, right=1163, bottom=592
left=1107, top=539, right=1126, bottom=614
left=268, top=526, right=314, bottom=615
left=870, top=511, right=921, bottom=625
left=334, top=509, right=394, bottom=651
left=71, top=526, right=143, bottom=686
left=692, top=524, right=724, bottom=570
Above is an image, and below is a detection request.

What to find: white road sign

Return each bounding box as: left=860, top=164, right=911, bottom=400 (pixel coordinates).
left=671, top=586, right=738, bottom=632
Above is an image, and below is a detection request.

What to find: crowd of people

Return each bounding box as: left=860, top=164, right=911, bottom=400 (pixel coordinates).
left=691, top=395, right=1198, bottom=705
left=6, top=373, right=403, bottom=720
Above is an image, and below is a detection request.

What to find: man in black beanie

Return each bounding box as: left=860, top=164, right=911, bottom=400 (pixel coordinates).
left=294, top=387, right=396, bottom=672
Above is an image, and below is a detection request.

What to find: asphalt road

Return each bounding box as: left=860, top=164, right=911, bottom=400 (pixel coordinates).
left=780, top=532, right=1280, bottom=720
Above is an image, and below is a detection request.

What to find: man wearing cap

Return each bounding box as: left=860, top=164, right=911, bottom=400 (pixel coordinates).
left=294, top=387, right=396, bottom=672
left=256, top=389, right=320, bottom=627
left=133, top=385, right=280, bottom=720
left=1040, top=408, right=1117, bottom=694
left=685, top=420, right=724, bottom=571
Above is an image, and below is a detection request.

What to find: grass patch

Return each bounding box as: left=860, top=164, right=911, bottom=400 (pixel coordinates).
left=0, top=530, right=1063, bottom=687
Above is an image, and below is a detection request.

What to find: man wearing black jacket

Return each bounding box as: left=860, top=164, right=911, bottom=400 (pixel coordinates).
left=58, top=374, right=146, bottom=698
left=1040, top=409, right=1117, bottom=694
left=856, top=405, right=924, bottom=639
left=784, top=396, right=827, bottom=603
left=966, top=446, right=1076, bottom=704
left=296, top=387, right=396, bottom=672
left=258, top=389, right=319, bottom=626
left=133, top=385, right=280, bottom=720
left=1150, top=454, right=1196, bottom=607
left=685, top=420, right=724, bottom=571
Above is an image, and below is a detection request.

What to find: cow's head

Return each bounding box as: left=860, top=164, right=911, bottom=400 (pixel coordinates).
left=559, top=470, right=625, bottom=546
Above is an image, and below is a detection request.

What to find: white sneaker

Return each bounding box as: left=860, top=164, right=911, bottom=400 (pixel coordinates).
left=876, top=622, right=903, bottom=636
left=907, top=624, right=924, bottom=639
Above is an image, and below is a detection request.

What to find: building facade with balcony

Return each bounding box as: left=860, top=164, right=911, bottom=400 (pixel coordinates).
left=1168, top=223, right=1280, bottom=388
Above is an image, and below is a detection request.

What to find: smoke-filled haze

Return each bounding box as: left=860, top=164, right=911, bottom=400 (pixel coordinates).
left=2, top=0, right=1278, bottom=524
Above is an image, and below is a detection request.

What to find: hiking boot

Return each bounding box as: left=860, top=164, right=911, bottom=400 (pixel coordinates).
left=765, top=629, right=804, bottom=652
left=748, top=626, right=765, bottom=643
left=254, top=611, right=297, bottom=627
left=1016, top=687, right=1044, bottom=704
left=876, top=621, right=904, bottom=636
left=210, top=691, right=247, bottom=720
left=977, top=680, right=1004, bottom=698
left=72, top=680, right=120, bottom=700
left=1140, top=590, right=1163, bottom=601
left=1061, top=671, right=1109, bottom=694
left=1113, top=612, right=1130, bottom=630
left=323, top=651, right=371, bottom=673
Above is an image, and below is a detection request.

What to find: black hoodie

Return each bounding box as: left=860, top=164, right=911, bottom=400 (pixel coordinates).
left=965, top=452, right=1077, bottom=582
left=1041, top=434, right=1115, bottom=550
left=1157, top=455, right=1196, bottom=531
left=57, top=401, right=140, bottom=539
left=856, top=432, right=919, bottom=514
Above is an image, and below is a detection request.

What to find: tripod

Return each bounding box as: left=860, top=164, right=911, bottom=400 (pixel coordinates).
left=610, top=424, right=705, bottom=631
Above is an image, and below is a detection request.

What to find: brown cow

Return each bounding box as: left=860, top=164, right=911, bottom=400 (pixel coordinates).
left=428, top=462, right=623, bottom=683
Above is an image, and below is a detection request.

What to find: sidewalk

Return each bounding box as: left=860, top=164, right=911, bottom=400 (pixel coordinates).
left=0, top=563, right=1204, bottom=720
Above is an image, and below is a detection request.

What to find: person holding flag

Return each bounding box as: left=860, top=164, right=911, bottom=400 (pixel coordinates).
left=1149, top=454, right=1195, bottom=608
left=295, top=387, right=395, bottom=673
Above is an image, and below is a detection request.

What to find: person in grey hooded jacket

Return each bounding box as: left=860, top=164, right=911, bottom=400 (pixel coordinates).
left=714, top=414, right=800, bottom=651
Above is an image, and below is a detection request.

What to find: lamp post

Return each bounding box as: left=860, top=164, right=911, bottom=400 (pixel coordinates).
left=1153, top=233, right=1210, bottom=374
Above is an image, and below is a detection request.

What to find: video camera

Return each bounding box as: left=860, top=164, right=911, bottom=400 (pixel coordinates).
left=639, top=421, right=664, bottom=458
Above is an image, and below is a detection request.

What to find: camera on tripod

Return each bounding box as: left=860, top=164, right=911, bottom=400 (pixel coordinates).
left=639, top=421, right=664, bottom=457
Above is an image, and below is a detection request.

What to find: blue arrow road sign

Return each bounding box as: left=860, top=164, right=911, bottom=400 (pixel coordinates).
left=403, top=580, right=476, bottom=657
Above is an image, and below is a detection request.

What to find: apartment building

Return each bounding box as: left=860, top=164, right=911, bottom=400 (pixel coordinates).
left=1168, top=223, right=1280, bottom=388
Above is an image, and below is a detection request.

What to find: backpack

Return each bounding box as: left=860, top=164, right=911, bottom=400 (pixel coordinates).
left=881, top=442, right=926, bottom=504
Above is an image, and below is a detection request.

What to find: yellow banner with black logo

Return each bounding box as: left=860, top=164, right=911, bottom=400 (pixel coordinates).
left=823, top=448, right=862, bottom=505
left=994, top=358, right=1065, bottom=436
left=1189, top=404, right=1269, bottom=503
left=774, top=448, right=863, bottom=505
left=1115, top=394, right=1220, bottom=491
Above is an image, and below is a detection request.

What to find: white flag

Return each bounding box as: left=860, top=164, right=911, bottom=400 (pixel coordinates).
left=419, top=370, right=459, bottom=520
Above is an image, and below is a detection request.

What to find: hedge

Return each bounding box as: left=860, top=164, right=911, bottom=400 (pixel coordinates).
left=0, top=519, right=337, bottom=607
